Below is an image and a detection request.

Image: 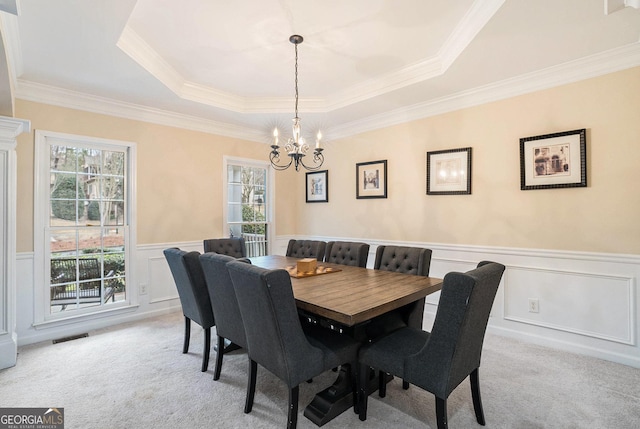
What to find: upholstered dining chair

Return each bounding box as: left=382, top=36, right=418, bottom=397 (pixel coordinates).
left=357, top=261, right=506, bottom=429
left=164, top=248, right=215, bottom=372
left=203, top=237, right=246, bottom=258
left=285, top=239, right=327, bottom=261
left=368, top=245, right=433, bottom=389
left=324, top=241, right=370, bottom=267
left=199, top=252, right=250, bottom=381
left=226, top=260, right=361, bottom=429
left=368, top=245, right=433, bottom=335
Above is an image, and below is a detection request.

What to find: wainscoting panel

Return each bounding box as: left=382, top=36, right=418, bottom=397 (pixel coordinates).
left=504, top=267, right=634, bottom=345
left=14, top=238, right=640, bottom=368
left=275, top=235, right=640, bottom=368
left=148, top=255, right=179, bottom=304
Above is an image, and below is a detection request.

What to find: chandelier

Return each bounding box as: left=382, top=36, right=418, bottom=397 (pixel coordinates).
left=270, top=35, right=324, bottom=171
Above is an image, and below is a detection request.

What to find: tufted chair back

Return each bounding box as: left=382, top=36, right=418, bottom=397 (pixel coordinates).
left=203, top=237, right=246, bottom=258
left=285, top=239, right=326, bottom=261
left=373, top=245, right=432, bottom=276
left=324, top=241, right=370, bottom=267
left=367, top=245, right=433, bottom=338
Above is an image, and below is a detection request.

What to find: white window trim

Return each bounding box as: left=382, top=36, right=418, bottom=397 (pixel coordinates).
left=33, top=130, right=138, bottom=325
left=222, top=156, right=275, bottom=256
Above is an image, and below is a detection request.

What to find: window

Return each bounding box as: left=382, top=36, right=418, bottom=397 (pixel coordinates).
left=224, top=158, right=272, bottom=257
left=34, top=131, right=136, bottom=321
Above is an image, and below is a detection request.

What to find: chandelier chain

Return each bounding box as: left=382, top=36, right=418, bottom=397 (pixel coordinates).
left=294, top=42, right=299, bottom=120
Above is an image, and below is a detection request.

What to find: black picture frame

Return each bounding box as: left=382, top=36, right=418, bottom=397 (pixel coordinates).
left=356, top=160, right=387, bottom=199
left=426, top=147, right=472, bottom=195
left=305, top=170, right=328, bottom=203
left=520, top=129, right=587, bottom=190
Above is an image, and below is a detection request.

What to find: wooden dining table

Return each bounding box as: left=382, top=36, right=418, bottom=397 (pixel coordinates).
left=249, top=255, right=443, bottom=426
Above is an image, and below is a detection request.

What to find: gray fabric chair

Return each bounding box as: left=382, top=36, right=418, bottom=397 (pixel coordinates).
left=368, top=245, right=433, bottom=389
left=285, top=239, right=326, bottom=261
left=358, top=261, right=506, bottom=429
left=226, top=260, right=361, bottom=429
left=324, top=241, right=370, bottom=267
left=203, top=237, right=246, bottom=258
left=164, top=248, right=215, bottom=372
left=199, top=253, right=250, bottom=381
left=368, top=245, right=433, bottom=334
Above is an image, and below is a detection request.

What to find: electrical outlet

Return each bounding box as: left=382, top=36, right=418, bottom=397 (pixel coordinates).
left=528, top=298, right=539, bottom=313
left=140, top=283, right=148, bottom=295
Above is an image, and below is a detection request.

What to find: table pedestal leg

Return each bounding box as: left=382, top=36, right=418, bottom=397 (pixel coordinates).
left=303, top=365, right=391, bottom=426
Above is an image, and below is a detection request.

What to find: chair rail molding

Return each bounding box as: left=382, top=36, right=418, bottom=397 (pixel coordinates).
left=0, top=115, right=30, bottom=369
left=277, top=235, right=640, bottom=368
left=13, top=236, right=640, bottom=369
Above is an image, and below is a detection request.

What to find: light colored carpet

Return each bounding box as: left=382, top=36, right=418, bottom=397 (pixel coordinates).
left=1, top=312, right=639, bottom=429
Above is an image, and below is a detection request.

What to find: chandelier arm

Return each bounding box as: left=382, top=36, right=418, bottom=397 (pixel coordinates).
left=269, top=151, right=293, bottom=171
left=299, top=151, right=324, bottom=171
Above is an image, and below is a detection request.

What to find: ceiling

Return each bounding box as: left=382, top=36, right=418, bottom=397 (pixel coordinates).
left=2, top=0, right=640, bottom=143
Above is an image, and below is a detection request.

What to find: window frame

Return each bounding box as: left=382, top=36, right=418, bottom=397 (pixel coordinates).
left=222, top=156, right=274, bottom=256
left=33, top=130, right=138, bottom=326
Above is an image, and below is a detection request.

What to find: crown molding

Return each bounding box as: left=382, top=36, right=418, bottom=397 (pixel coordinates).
left=439, top=0, right=506, bottom=70
left=326, top=42, right=640, bottom=141
left=14, top=80, right=264, bottom=143
left=115, top=0, right=504, bottom=113
left=14, top=41, right=640, bottom=144
left=116, top=26, right=185, bottom=97
left=117, top=26, right=308, bottom=114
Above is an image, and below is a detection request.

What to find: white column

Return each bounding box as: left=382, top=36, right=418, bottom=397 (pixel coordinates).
left=0, top=116, right=30, bottom=369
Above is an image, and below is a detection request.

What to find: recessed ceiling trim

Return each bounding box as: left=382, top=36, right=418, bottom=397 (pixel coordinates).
left=327, top=42, right=640, bottom=141
left=116, top=26, right=185, bottom=99
left=15, top=79, right=264, bottom=143
left=16, top=42, right=640, bottom=144
left=118, top=26, right=326, bottom=114
left=439, top=0, right=506, bottom=70
left=117, top=0, right=505, bottom=115
left=324, top=0, right=506, bottom=111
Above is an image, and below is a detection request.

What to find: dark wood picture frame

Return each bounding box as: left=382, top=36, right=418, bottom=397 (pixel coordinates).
left=356, top=160, right=387, bottom=199
left=305, top=170, right=328, bottom=203
left=426, top=147, right=472, bottom=195
left=520, top=129, right=586, bottom=190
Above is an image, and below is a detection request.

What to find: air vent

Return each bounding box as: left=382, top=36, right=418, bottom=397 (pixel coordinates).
left=52, top=333, right=88, bottom=344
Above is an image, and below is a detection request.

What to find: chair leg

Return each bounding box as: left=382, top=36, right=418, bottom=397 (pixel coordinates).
left=213, top=335, right=225, bottom=381
left=378, top=370, right=386, bottom=398
left=287, top=386, right=299, bottom=429
left=201, top=327, right=211, bottom=372
left=358, top=364, right=369, bottom=421
left=244, top=359, right=257, bottom=414
left=403, top=380, right=410, bottom=390
left=182, top=317, right=191, bottom=354
left=470, top=368, right=486, bottom=425
left=435, top=397, right=448, bottom=429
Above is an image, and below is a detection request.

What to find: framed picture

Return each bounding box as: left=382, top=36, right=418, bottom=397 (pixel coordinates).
left=426, top=147, right=472, bottom=195
left=356, top=160, right=387, bottom=199
left=520, top=129, right=586, bottom=190
left=305, top=170, right=328, bottom=203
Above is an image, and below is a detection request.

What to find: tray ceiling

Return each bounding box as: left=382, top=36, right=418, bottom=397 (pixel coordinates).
left=3, top=0, right=640, bottom=142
